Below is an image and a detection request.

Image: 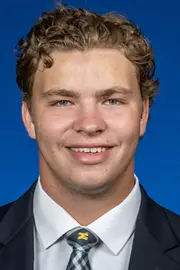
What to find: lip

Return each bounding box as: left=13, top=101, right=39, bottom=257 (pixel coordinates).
left=67, top=147, right=113, bottom=165
left=66, top=144, right=113, bottom=148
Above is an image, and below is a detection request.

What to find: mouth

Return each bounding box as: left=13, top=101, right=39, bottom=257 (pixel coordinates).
left=66, top=146, right=114, bottom=165
left=70, top=146, right=111, bottom=153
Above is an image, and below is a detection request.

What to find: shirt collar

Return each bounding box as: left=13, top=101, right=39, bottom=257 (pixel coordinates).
left=87, top=175, right=141, bottom=255
left=33, top=179, right=79, bottom=249
left=33, top=175, right=141, bottom=255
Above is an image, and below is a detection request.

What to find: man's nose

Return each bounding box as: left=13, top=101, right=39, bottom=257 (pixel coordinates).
left=73, top=107, right=107, bottom=136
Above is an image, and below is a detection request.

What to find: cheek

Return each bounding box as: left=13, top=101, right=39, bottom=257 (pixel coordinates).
left=108, top=110, right=141, bottom=137
left=34, top=114, right=69, bottom=142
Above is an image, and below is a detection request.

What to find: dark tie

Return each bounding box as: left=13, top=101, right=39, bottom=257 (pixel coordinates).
left=65, top=227, right=99, bottom=270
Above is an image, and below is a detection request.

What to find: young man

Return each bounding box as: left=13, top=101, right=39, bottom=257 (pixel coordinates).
left=0, top=5, right=180, bottom=270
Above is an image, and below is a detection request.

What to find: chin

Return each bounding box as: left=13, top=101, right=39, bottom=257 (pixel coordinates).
left=66, top=179, right=111, bottom=196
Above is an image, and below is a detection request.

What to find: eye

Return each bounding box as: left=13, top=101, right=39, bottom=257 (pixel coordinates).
left=104, top=99, right=122, bottom=105
left=52, top=100, right=72, bottom=106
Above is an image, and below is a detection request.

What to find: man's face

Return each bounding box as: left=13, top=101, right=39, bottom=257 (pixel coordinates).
left=22, top=49, right=149, bottom=194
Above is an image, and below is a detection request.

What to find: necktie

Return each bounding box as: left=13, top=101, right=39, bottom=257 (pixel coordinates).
left=65, top=227, right=99, bottom=270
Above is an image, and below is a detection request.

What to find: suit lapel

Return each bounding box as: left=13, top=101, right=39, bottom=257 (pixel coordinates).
left=129, top=187, right=180, bottom=270
left=0, top=182, right=37, bottom=270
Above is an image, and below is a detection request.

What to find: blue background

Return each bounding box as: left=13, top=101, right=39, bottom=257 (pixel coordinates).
left=1, top=0, right=180, bottom=213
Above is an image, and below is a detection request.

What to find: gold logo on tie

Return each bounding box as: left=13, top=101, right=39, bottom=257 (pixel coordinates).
left=78, top=232, right=89, bottom=240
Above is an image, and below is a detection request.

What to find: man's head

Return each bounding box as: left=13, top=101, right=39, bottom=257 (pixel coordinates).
left=17, top=5, right=159, bottom=195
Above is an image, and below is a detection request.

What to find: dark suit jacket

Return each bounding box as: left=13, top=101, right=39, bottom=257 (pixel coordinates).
left=0, top=181, right=180, bottom=270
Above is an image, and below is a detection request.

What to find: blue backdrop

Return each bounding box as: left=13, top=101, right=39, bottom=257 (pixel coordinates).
left=1, top=0, right=180, bottom=213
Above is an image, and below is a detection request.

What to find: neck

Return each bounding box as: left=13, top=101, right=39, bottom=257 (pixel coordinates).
left=40, top=162, right=135, bottom=226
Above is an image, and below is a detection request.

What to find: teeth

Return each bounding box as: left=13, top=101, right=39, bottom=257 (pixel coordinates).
left=70, top=147, right=108, bottom=153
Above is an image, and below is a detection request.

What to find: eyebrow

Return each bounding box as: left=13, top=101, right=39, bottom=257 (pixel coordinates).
left=40, top=86, right=133, bottom=99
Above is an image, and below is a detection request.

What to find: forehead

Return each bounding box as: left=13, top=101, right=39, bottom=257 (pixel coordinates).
left=33, top=49, right=139, bottom=94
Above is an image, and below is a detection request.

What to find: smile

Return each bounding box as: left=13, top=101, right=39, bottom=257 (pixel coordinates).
left=67, top=146, right=113, bottom=165
left=70, top=147, right=108, bottom=153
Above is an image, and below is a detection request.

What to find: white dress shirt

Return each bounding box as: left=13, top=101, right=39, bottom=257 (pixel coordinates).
left=33, top=175, right=141, bottom=270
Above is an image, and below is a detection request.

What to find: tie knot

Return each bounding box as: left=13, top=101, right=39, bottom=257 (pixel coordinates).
left=65, top=227, right=99, bottom=252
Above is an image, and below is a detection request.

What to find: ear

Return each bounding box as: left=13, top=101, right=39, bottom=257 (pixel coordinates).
left=21, top=101, right=36, bottom=139
left=140, top=99, right=149, bottom=137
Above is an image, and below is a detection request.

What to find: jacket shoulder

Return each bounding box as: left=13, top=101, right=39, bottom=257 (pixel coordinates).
left=148, top=194, right=180, bottom=240
left=164, top=206, right=180, bottom=221
left=163, top=205, right=180, bottom=238
left=149, top=194, right=180, bottom=223
left=0, top=202, right=14, bottom=222
left=0, top=181, right=37, bottom=224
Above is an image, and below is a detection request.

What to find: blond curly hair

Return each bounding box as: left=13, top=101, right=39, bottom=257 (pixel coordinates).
left=15, top=4, right=159, bottom=108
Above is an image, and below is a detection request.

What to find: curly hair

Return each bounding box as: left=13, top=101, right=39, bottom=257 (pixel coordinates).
left=15, top=4, right=159, bottom=108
